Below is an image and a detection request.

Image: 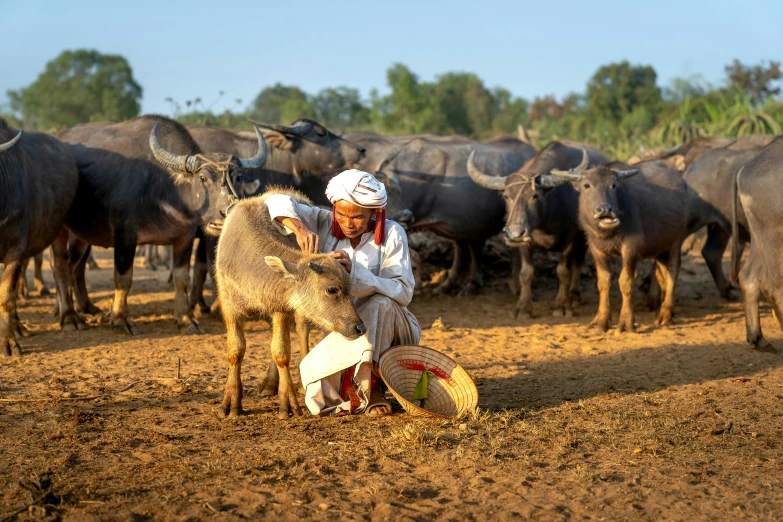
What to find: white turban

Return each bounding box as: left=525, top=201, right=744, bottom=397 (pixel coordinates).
left=325, top=169, right=387, bottom=209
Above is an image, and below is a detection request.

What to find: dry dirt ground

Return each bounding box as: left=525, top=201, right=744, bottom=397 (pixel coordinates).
left=1, top=245, right=782, bottom=522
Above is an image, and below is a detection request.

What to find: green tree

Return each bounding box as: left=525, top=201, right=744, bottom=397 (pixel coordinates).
left=724, top=59, right=782, bottom=105
left=489, top=87, right=528, bottom=136
left=586, top=61, right=661, bottom=124
left=249, top=83, right=315, bottom=123
left=312, top=87, right=370, bottom=130
left=373, top=63, right=433, bottom=133
left=7, top=49, right=142, bottom=130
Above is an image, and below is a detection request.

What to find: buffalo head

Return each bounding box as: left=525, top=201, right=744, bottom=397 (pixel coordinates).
left=250, top=118, right=366, bottom=181
left=0, top=129, right=22, bottom=154
left=374, top=158, right=414, bottom=229
left=149, top=123, right=268, bottom=235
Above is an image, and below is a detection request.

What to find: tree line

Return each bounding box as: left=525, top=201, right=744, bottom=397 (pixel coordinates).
left=3, top=49, right=782, bottom=158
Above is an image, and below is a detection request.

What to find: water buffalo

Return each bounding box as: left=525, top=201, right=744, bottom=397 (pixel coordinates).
left=468, top=142, right=609, bottom=318
left=216, top=188, right=365, bottom=419
left=638, top=135, right=777, bottom=171
left=547, top=160, right=689, bottom=333
left=188, top=119, right=369, bottom=315
left=354, top=135, right=535, bottom=294
left=18, top=253, right=48, bottom=298
left=682, top=147, right=762, bottom=299
left=730, top=137, right=783, bottom=353
left=57, top=115, right=268, bottom=334
left=0, top=120, right=83, bottom=355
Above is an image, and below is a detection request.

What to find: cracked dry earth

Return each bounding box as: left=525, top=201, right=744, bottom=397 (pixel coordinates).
left=1, top=246, right=782, bottom=521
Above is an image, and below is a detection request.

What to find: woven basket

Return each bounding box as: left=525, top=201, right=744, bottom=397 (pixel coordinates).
left=378, top=344, right=478, bottom=419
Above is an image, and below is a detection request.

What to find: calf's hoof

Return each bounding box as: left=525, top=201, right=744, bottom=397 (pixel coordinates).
left=112, top=318, right=140, bottom=336
left=258, top=379, right=279, bottom=398
left=210, top=300, right=222, bottom=315
left=589, top=317, right=609, bottom=334
left=655, top=310, right=673, bottom=327
left=2, top=337, right=22, bottom=357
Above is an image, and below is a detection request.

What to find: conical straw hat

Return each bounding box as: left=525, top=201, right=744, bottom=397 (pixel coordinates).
left=378, top=344, right=478, bottom=419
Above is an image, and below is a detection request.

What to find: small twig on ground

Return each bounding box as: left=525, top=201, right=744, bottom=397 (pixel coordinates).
left=0, top=378, right=187, bottom=404
left=0, top=487, right=52, bottom=522
left=177, top=357, right=181, bottom=380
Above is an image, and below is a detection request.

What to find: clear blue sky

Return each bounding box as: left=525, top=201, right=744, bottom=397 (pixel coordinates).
left=2, top=0, right=782, bottom=116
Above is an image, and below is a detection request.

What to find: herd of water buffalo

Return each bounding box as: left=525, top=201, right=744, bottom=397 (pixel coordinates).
left=1, top=114, right=783, bottom=359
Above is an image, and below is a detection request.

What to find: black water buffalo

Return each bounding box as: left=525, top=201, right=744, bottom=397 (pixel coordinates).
left=730, top=137, right=783, bottom=353
left=468, top=142, right=609, bottom=318
left=187, top=119, right=369, bottom=314
left=682, top=147, right=762, bottom=299
left=546, top=160, right=689, bottom=333
left=638, top=135, right=777, bottom=171
left=353, top=135, right=535, bottom=294
left=57, top=115, right=267, bottom=334
left=0, top=119, right=83, bottom=355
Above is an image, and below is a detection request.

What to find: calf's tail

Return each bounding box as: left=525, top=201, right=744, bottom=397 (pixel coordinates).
left=729, top=165, right=744, bottom=285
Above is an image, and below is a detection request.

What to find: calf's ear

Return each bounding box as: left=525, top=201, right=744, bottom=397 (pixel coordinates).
left=265, top=256, right=298, bottom=280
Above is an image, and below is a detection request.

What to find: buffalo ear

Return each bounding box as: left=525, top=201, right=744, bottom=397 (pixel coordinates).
left=260, top=131, right=299, bottom=151
left=241, top=179, right=261, bottom=197
left=265, top=256, right=297, bottom=280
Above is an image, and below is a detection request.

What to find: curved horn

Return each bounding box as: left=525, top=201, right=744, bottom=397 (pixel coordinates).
left=308, top=261, right=325, bottom=275
left=517, top=124, right=532, bottom=144
left=575, top=147, right=590, bottom=170
left=467, top=150, right=506, bottom=191
left=247, top=119, right=313, bottom=137
left=536, top=174, right=572, bottom=188
left=550, top=169, right=583, bottom=181
left=612, top=168, right=640, bottom=179
left=149, top=122, right=200, bottom=173
left=238, top=125, right=269, bottom=170
left=0, top=130, right=22, bottom=154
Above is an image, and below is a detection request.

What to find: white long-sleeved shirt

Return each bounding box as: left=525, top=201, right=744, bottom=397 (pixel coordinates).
left=266, top=194, right=415, bottom=308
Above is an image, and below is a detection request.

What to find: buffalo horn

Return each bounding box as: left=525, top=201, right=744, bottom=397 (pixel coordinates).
left=575, top=147, right=590, bottom=170
left=308, top=262, right=325, bottom=275
left=149, top=122, right=200, bottom=173
left=467, top=150, right=506, bottom=191
left=0, top=130, right=22, bottom=154
left=248, top=120, right=313, bottom=137
left=550, top=169, right=583, bottom=181
left=613, top=168, right=640, bottom=179
left=536, top=174, right=572, bottom=188
left=238, top=125, right=269, bottom=169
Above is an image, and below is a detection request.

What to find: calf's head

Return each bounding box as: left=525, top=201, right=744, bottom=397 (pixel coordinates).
left=250, top=118, right=366, bottom=177
left=150, top=123, right=268, bottom=235
left=264, top=255, right=366, bottom=339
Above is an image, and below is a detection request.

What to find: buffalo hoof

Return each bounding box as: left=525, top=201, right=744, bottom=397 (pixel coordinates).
left=552, top=309, right=564, bottom=318
left=87, top=258, right=100, bottom=270
left=723, top=287, right=740, bottom=302
left=514, top=309, right=532, bottom=320
left=2, top=335, right=22, bottom=356
left=751, top=338, right=777, bottom=354
left=77, top=302, right=102, bottom=316
left=655, top=309, right=673, bottom=327
left=565, top=309, right=575, bottom=318
left=112, top=318, right=140, bottom=336
left=258, top=379, right=279, bottom=398
left=181, top=323, right=201, bottom=335
left=144, top=263, right=158, bottom=272
left=60, top=311, right=88, bottom=331
left=219, top=404, right=244, bottom=418
left=570, top=294, right=582, bottom=309
left=38, top=286, right=51, bottom=297
left=589, top=317, right=609, bottom=334
left=457, top=283, right=480, bottom=297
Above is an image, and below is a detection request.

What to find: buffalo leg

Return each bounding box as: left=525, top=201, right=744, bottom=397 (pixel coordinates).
left=220, top=304, right=246, bottom=417
left=702, top=224, right=737, bottom=300
left=738, top=242, right=775, bottom=352
left=17, top=258, right=30, bottom=299
left=437, top=240, right=467, bottom=294
left=553, top=247, right=574, bottom=317
left=0, top=260, right=25, bottom=356
left=172, top=236, right=200, bottom=334
left=111, top=233, right=140, bottom=335
left=655, top=248, right=681, bottom=327
left=32, top=252, right=49, bottom=296
left=508, top=247, right=521, bottom=295
left=272, top=312, right=302, bottom=419
left=646, top=263, right=661, bottom=311
left=189, top=237, right=210, bottom=316
left=86, top=252, right=99, bottom=270
left=616, top=250, right=638, bottom=334
left=50, top=229, right=88, bottom=332
left=458, top=238, right=485, bottom=296
left=514, top=245, right=534, bottom=319
left=569, top=240, right=586, bottom=310
left=590, top=248, right=613, bottom=333
left=71, top=241, right=101, bottom=315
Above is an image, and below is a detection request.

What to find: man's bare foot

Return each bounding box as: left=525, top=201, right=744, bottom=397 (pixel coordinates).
left=367, top=403, right=391, bottom=415
left=366, top=389, right=391, bottom=415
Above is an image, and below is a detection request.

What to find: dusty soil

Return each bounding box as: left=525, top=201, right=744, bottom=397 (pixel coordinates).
left=1, top=245, right=782, bottom=521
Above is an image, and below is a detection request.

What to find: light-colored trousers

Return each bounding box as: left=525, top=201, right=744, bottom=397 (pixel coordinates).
left=299, top=294, right=421, bottom=415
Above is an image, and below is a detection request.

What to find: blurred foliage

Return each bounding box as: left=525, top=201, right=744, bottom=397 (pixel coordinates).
left=6, top=52, right=782, bottom=158
left=6, top=49, right=142, bottom=132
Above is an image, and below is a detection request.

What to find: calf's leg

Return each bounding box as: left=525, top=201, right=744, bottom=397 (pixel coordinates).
left=738, top=242, right=774, bottom=352
left=272, top=312, right=302, bottom=419
left=0, top=260, right=25, bottom=356
left=220, top=306, right=246, bottom=417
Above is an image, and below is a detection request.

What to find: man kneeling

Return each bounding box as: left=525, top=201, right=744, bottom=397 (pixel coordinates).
left=266, top=170, right=420, bottom=415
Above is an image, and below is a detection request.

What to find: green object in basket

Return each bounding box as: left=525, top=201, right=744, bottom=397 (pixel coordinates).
left=412, top=370, right=435, bottom=400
